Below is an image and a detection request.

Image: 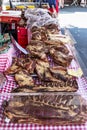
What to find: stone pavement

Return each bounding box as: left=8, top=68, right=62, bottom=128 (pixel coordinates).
left=59, top=6, right=87, bottom=75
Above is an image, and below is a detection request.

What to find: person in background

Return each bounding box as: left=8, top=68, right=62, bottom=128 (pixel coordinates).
left=59, top=0, right=64, bottom=8
left=78, top=0, right=81, bottom=5
left=33, top=0, right=59, bottom=16
left=47, top=0, right=59, bottom=15
left=56, top=0, right=59, bottom=13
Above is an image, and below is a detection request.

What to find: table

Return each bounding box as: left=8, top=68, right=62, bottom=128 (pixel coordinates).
left=0, top=123, right=87, bottom=130
left=0, top=31, right=87, bottom=130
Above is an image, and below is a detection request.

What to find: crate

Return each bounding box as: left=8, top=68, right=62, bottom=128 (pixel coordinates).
left=17, top=26, right=28, bottom=48
left=0, top=16, right=21, bottom=23
left=0, top=11, right=21, bottom=23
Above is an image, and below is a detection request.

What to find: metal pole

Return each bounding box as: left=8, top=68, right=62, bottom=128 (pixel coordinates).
left=0, top=0, right=2, bottom=6
left=9, top=0, right=13, bottom=8
left=39, top=0, right=42, bottom=7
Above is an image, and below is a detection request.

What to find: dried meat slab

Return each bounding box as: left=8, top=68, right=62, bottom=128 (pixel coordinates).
left=33, top=79, right=78, bottom=92
left=3, top=93, right=87, bottom=124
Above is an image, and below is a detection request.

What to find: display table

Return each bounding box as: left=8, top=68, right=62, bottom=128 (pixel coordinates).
left=0, top=8, right=87, bottom=130
left=0, top=41, right=87, bottom=129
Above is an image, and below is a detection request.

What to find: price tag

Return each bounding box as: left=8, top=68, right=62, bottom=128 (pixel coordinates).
left=68, top=68, right=83, bottom=77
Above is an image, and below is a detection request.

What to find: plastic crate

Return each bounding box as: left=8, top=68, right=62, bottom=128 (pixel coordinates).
left=0, top=16, right=21, bottom=23
left=0, top=11, right=21, bottom=23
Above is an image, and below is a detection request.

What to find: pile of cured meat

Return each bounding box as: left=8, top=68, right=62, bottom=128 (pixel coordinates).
left=3, top=8, right=87, bottom=124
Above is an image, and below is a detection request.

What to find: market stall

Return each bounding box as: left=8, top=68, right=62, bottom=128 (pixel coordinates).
left=0, top=7, right=87, bottom=129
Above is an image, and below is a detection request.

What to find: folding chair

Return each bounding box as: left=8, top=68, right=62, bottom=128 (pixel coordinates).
left=71, top=0, right=78, bottom=6
left=80, top=0, right=87, bottom=7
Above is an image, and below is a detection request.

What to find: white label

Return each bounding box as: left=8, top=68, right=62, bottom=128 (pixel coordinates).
left=5, top=117, right=10, bottom=123
left=11, top=23, right=15, bottom=29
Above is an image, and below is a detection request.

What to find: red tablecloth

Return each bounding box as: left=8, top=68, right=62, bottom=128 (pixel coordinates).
left=0, top=44, right=87, bottom=129
left=0, top=123, right=87, bottom=130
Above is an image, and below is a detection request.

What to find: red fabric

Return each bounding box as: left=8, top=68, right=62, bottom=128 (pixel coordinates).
left=56, top=0, right=59, bottom=13
left=48, top=8, right=54, bottom=13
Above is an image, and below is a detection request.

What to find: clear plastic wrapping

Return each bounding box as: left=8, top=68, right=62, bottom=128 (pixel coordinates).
left=25, top=8, right=49, bottom=18
left=25, top=8, right=59, bottom=28
left=64, top=28, right=87, bottom=78
left=0, top=90, right=87, bottom=125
